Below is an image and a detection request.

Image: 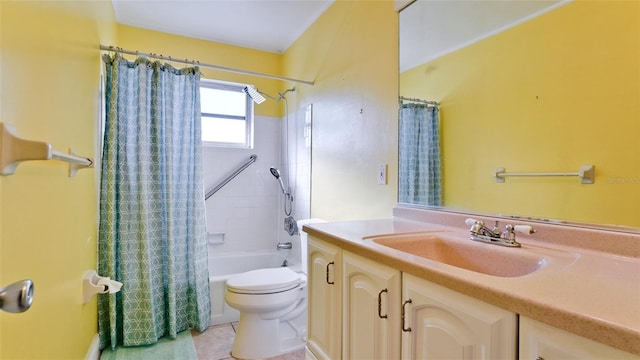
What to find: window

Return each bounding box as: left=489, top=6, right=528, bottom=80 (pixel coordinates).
left=200, top=79, right=254, bottom=148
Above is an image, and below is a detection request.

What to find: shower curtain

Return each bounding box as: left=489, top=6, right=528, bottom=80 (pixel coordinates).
left=98, top=54, right=210, bottom=349
left=399, top=103, right=442, bottom=206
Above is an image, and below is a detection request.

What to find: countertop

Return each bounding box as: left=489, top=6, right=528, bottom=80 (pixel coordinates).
left=302, top=208, right=640, bottom=355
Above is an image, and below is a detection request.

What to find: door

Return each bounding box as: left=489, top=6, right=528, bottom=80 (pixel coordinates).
left=402, top=273, right=516, bottom=360
left=342, top=252, right=401, bottom=359
left=519, top=316, right=640, bottom=360
left=307, top=237, right=342, bottom=360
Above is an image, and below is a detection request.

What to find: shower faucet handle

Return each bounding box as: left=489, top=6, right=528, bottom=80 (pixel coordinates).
left=277, top=242, right=293, bottom=250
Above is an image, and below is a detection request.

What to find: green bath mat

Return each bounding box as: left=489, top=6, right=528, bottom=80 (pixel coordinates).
left=100, top=330, right=197, bottom=360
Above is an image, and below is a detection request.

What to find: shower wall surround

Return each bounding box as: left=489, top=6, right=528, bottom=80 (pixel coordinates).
left=204, top=106, right=311, bottom=262
left=203, top=115, right=280, bottom=252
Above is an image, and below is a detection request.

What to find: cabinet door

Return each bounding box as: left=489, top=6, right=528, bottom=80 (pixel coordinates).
left=342, top=252, right=402, bottom=360
left=519, top=316, right=640, bottom=360
left=307, top=237, right=342, bottom=360
left=402, top=273, right=516, bottom=360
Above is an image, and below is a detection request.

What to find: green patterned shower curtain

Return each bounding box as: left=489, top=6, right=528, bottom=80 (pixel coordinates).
left=98, top=54, right=210, bottom=349
left=399, top=103, right=442, bottom=206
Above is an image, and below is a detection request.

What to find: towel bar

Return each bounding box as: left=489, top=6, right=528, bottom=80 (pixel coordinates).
left=494, top=165, right=594, bottom=184
left=0, top=122, right=93, bottom=177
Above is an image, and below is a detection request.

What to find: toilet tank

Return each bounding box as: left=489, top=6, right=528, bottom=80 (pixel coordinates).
left=296, top=219, right=325, bottom=274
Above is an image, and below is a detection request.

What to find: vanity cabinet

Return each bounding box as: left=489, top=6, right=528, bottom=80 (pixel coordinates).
left=519, top=317, right=640, bottom=360
left=307, top=236, right=516, bottom=360
left=402, top=273, right=517, bottom=359
left=342, top=251, right=401, bottom=359
left=307, top=236, right=342, bottom=360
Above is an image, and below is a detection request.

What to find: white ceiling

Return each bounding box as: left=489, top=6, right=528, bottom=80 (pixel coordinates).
left=400, top=0, right=568, bottom=72
left=111, top=0, right=335, bottom=54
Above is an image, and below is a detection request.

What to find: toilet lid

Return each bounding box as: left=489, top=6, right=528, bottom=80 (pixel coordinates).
left=226, top=267, right=301, bottom=294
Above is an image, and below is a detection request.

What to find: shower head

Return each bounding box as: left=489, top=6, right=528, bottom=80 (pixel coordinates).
left=270, top=167, right=287, bottom=194
left=244, top=86, right=296, bottom=104
left=243, top=86, right=266, bottom=104
left=270, top=167, right=280, bottom=179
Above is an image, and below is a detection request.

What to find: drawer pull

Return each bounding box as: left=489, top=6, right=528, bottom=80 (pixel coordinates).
left=326, top=261, right=334, bottom=285
left=402, top=299, right=412, bottom=332
left=377, top=288, right=388, bottom=319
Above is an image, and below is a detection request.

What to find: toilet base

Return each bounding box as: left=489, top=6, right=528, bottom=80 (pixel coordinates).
left=231, top=312, right=306, bottom=359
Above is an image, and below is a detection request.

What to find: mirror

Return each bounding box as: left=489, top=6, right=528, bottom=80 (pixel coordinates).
left=399, top=0, right=639, bottom=229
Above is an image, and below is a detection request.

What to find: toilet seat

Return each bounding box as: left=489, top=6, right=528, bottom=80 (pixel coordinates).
left=226, top=267, right=301, bottom=294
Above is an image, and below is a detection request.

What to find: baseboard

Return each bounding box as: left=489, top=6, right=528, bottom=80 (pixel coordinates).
left=85, top=334, right=101, bottom=360
left=305, top=346, right=319, bottom=360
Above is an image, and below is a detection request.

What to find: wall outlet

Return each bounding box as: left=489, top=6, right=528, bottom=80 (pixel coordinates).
left=377, top=164, right=387, bottom=185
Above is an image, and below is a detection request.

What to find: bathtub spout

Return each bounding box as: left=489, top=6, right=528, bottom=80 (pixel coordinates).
left=281, top=260, right=288, bottom=267
left=277, top=242, right=293, bottom=250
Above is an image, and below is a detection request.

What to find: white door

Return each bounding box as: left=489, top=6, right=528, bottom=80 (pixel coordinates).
left=307, top=237, right=342, bottom=360
left=402, top=273, right=516, bottom=360
left=519, top=316, right=640, bottom=360
left=342, top=252, right=401, bottom=359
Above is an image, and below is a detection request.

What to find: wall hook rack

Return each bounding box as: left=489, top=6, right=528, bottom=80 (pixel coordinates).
left=0, top=122, right=93, bottom=177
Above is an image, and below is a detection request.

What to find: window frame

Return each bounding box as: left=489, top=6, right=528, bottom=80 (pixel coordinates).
left=200, top=79, right=255, bottom=149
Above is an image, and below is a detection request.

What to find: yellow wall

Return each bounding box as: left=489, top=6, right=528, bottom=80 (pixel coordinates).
left=400, top=1, right=640, bottom=228
left=284, top=0, right=399, bottom=221
left=114, top=25, right=286, bottom=118
left=0, top=1, right=115, bottom=358
left=0, top=1, right=400, bottom=357
left=111, top=1, right=401, bottom=222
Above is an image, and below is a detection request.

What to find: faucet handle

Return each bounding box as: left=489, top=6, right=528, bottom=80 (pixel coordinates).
left=502, top=224, right=515, bottom=240
left=465, top=218, right=483, bottom=235
left=465, top=218, right=482, bottom=226
left=514, top=225, right=536, bottom=235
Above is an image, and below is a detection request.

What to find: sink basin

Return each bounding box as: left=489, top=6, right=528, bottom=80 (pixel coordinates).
left=369, top=232, right=546, bottom=277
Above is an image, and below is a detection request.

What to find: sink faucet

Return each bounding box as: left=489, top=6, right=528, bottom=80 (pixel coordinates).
left=465, top=218, right=535, bottom=247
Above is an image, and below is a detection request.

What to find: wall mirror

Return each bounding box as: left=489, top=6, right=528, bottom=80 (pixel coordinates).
left=398, top=0, right=639, bottom=230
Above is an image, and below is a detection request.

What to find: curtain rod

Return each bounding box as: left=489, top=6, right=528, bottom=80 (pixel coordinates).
left=399, top=96, right=439, bottom=106
left=100, top=45, right=314, bottom=86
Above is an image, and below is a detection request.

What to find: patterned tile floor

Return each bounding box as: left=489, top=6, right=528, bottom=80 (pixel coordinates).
left=191, top=323, right=305, bottom=360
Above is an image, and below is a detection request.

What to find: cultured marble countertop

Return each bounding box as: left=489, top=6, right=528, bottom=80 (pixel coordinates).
left=302, top=208, right=640, bottom=356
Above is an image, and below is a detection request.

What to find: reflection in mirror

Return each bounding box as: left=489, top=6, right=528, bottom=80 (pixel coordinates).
left=399, top=0, right=640, bottom=229
left=398, top=99, right=441, bottom=206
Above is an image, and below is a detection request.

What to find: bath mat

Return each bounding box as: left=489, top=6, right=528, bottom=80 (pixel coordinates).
left=100, top=330, right=198, bottom=360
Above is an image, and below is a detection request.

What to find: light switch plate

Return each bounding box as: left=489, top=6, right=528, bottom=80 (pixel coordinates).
left=377, top=164, right=387, bottom=185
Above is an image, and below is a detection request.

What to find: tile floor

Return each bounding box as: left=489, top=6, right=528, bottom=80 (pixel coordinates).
left=191, top=323, right=306, bottom=360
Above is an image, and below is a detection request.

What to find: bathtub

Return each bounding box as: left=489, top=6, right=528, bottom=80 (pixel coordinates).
left=208, top=251, right=300, bottom=326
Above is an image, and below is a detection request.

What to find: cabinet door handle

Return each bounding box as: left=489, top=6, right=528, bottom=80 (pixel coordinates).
left=377, top=288, right=388, bottom=319
left=402, top=299, right=412, bottom=332
left=326, top=261, right=334, bottom=285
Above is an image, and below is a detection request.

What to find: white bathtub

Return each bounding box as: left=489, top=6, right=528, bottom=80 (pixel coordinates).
left=208, top=251, right=300, bottom=326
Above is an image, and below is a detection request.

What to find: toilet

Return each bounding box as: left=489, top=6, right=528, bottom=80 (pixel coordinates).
left=224, top=219, right=324, bottom=359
